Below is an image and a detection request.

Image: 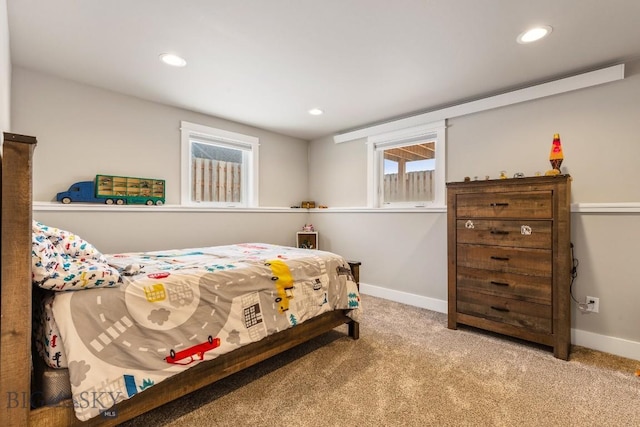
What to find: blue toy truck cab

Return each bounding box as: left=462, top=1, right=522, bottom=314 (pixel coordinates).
left=56, top=181, right=102, bottom=204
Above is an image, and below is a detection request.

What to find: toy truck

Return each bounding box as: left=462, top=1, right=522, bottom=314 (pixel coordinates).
left=56, top=174, right=165, bottom=205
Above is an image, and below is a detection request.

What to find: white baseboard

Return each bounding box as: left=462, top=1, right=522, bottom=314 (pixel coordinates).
left=359, top=283, right=640, bottom=361
left=359, top=283, right=448, bottom=314
left=571, top=328, right=640, bottom=361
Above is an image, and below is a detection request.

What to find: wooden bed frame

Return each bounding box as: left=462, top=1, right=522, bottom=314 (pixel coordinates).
left=0, top=133, right=361, bottom=426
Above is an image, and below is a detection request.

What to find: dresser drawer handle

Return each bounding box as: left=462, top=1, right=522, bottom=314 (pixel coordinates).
left=490, top=202, right=509, bottom=207
left=491, top=306, right=510, bottom=312
left=490, top=256, right=510, bottom=261
left=490, top=230, right=509, bottom=235
left=490, top=281, right=509, bottom=287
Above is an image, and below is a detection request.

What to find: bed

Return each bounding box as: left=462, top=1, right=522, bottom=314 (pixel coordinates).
left=0, top=133, right=362, bottom=426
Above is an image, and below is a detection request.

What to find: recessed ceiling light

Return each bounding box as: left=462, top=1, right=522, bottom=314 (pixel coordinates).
left=308, top=108, right=324, bottom=116
left=517, top=25, right=553, bottom=44
left=159, top=53, right=187, bottom=67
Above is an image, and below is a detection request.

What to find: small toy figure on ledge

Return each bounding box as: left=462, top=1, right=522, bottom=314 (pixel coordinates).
left=545, top=133, right=564, bottom=176
left=302, top=224, right=315, bottom=232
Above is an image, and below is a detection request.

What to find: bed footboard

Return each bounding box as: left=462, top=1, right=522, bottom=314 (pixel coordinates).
left=28, top=261, right=361, bottom=426
left=29, top=307, right=357, bottom=426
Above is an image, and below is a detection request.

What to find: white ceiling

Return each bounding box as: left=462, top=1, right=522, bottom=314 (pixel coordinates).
left=7, top=1, right=640, bottom=141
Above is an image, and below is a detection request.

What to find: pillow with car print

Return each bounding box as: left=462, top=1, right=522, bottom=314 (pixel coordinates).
left=31, top=221, right=121, bottom=291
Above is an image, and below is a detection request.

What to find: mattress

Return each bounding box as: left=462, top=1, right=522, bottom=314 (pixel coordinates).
left=40, top=243, right=360, bottom=421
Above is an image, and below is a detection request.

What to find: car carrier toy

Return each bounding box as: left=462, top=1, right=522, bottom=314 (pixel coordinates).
left=56, top=174, right=165, bottom=205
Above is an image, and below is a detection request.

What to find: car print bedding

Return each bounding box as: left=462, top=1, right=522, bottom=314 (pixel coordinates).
left=44, top=243, right=361, bottom=421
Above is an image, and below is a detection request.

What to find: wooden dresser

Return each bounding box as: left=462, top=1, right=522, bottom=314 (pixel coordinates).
left=446, top=175, right=571, bottom=360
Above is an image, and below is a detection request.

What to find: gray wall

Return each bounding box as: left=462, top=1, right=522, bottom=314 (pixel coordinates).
left=12, top=68, right=309, bottom=207
left=446, top=62, right=640, bottom=202
left=31, top=210, right=309, bottom=254
left=310, top=211, right=448, bottom=302
left=11, top=67, right=312, bottom=252
left=309, top=61, right=640, bottom=356
left=308, top=135, right=368, bottom=207
left=0, top=0, right=9, bottom=134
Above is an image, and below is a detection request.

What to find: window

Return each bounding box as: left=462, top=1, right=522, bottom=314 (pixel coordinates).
left=181, top=121, right=259, bottom=207
left=367, top=120, right=446, bottom=208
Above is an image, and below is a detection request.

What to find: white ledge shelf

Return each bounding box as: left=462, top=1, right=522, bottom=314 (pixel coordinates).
left=33, top=202, right=640, bottom=214
left=308, top=206, right=447, bottom=213
left=32, top=202, right=301, bottom=213
left=571, top=202, right=640, bottom=213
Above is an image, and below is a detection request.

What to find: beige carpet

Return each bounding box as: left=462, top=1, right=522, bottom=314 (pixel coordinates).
left=120, top=294, right=640, bottom=426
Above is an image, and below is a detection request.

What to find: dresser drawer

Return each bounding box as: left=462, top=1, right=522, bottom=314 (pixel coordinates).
left=456, top=266, right=551, bottom=305
left=456, top=191, right=552, bottom=219
left=456, top=219, right=551, bottom=249
left=457, top=289, right=552, bottom=333
left=457, top=244, right=552, bottom=277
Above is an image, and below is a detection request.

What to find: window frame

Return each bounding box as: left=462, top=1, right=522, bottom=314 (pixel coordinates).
left=367, top=120, right=446, bottom=208
left=180, top=121, right=259, bottom=207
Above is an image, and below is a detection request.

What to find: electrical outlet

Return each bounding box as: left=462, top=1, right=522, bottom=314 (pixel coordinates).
left=586, top=296, right=599, bottom=313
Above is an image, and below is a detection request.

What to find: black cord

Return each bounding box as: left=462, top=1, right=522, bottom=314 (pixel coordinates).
left=569, top=242, right=581, bottom=304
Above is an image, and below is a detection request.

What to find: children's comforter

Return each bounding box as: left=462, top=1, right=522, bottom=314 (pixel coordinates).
left=45, top=243, right=361, bottom=421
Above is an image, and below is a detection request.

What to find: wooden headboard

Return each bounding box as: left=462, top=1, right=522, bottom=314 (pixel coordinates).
left=0, top=132, right=38, bottom=426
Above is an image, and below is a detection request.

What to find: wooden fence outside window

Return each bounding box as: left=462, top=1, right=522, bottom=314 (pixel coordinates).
left=192, top=158, right=242, bottom=202
left=384, top=170, right=433, bottom=203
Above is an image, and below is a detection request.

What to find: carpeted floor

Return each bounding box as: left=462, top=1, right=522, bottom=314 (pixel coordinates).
left=120, top=294, right=640, bottom=426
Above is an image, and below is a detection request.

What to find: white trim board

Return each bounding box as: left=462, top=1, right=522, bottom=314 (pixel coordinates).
left=359, top=283, right=639, bottom=361
left=334, top=64, right=625, bottom=144
left=359, top=283, right=448, bottom=313
left=571, top=328, right=640, bottom=361
left=572, top=202, right=640, bottom=213
left=34, top=201, right=638, bottom=214
left=32, top=201, right=304, bottom=213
